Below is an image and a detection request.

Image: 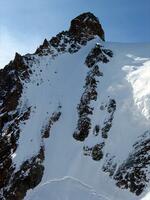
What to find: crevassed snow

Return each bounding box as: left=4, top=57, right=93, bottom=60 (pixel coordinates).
left=11, top=38, right=150, bottom=200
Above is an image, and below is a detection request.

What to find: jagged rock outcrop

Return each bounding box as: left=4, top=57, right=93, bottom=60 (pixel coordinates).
left=73, top=44, right=113, bottom=142
left=35, top=12, right=105, bottom=56
left=69, top=12, right=105, bottom=41
left=114, top=131, right=150, bottom=196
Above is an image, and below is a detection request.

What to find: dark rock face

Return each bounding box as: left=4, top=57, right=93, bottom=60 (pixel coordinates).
left=114, top=131, right=150, bottom=196
left=0, top=53, right=31, bottom=199
left=73, top=45, right=113, bottom=142
left=102, top=154, right=117, bottom=177
left=85, top=44, right=113, bottom=68
left=73, top=43, right=115, bottom=165
left=101, top=99, right=116, bottom=139
left=102, top=131, right=150, bottom=196
left=73, top=65, right=101, bottom=141
left=35, top=30, right=84, bottom=56
left=69, top=12, right=105, bottom=41
left=82, top=97, right=116, bottom=162
left=3, top=147, right=45, bottom=200
left=91, top=143, right=104, bottom=161
left=0, top=62, right=22, bottom=113
left=0, top=54, right=33, bottom=199
left=83, top=143, right=105, bottom=161
left=42, top=111, right=61, bottom=138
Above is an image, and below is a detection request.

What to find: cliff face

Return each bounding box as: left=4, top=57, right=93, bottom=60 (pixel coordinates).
left=0, top=12, right=150, bottom=200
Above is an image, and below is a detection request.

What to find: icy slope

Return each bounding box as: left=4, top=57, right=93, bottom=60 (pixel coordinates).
left=0, top=12, right=150, bottom=200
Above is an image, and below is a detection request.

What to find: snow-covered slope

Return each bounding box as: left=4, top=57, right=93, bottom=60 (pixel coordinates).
left=0, top=12, right=150, bottom=200
left=25, top=176, right=106, bottom=200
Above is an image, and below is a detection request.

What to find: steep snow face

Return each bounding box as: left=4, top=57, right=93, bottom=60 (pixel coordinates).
left=1, top=12, right=150, bottom=200
left=23, top=41, right=150, bottom=200
left=13, top=37, right=100, bottom=169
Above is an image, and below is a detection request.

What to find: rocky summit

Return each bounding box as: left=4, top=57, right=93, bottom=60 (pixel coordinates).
left=0, top=12, right=150, bottom=200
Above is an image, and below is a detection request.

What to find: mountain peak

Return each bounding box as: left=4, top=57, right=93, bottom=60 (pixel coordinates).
left=69, top=12, right=105, bottom=41
left=35, top=12, right=105, bottom=55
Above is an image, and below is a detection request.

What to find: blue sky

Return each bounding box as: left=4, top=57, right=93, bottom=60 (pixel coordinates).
left=0, top=0, right=150, bottom=67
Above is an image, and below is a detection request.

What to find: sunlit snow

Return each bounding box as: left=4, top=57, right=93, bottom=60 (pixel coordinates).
left=9, top=38, right=150, bottom=200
